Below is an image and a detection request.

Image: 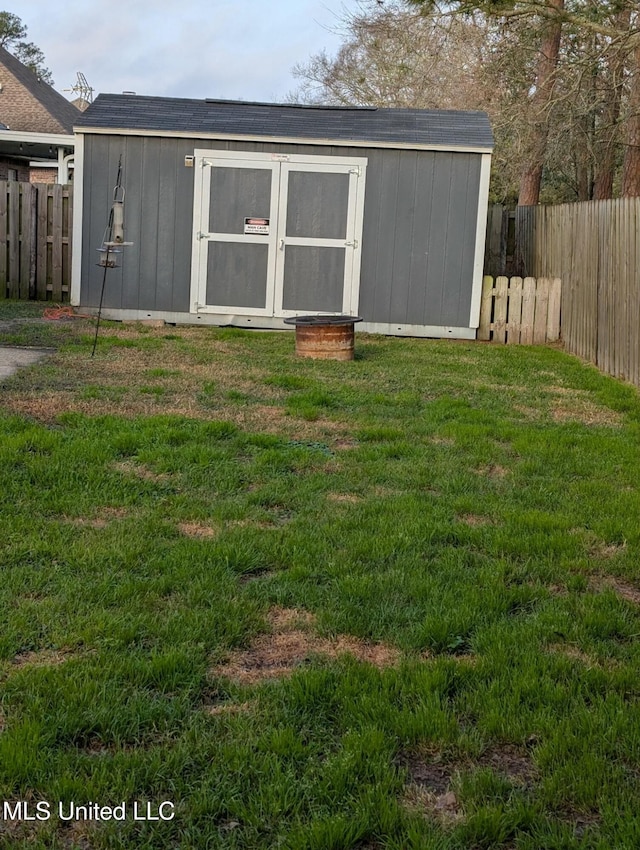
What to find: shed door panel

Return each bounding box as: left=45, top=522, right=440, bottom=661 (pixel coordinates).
left=282, top=246, right=345, bottom=312
left=194, top=158, right=279, bottom=316
left=275, top=163, right=360, bottom=317
left=285, top=171, right=350, bottom=239
left=192, top=153, right=365, bottom=318
left=209, top=166, right=272, bottom=233
left=206, top=242, right=269, bottom=309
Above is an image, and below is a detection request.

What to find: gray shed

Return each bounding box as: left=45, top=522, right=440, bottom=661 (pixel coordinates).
left=71, top=94, right=493, bottom=339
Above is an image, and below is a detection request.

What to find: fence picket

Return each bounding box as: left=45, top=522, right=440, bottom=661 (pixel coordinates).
left=0, top=181, right=72, bottom=302
left=7, top=183, right=20, bottom=298
left=533, top=278, right=550, bottom=344
left=520, top=278, right=537, bottom=344
left=478, top=276, right=494, bottom=340
left=493, top=276, right=509, bottom=343
left=546, top=277, right=561, bottom=342
left=0, top=185, right=6, bottom=297
left=507, top=277, right=522, bottom=344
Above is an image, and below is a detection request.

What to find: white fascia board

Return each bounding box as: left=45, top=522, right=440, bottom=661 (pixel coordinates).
left=469, top=152, right=492, bottom=328
left=75, top=126, right=493, bottom=155
left=0, top=129, right=74, bottom=146
left=70, top=133, right=85, bottom=306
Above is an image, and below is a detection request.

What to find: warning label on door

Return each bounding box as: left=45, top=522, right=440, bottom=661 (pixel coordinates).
left=244, top=217, right=270, bottom=235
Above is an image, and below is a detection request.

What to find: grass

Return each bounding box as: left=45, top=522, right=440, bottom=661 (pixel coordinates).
left=1, top=302, right=640, bottom=848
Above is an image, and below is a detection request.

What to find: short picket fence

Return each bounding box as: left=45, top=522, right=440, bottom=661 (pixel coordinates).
left=477, top=276, right=561, bottom=345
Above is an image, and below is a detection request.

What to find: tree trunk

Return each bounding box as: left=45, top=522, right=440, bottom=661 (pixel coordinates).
left=593, top=8, right=630, bottom=200
left=623, top=40, right=640, bottom=196
left=518, top=0, right=565, bottom=206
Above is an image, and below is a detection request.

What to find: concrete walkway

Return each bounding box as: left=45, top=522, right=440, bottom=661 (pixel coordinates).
left=0, top=346, right=52, bottom=379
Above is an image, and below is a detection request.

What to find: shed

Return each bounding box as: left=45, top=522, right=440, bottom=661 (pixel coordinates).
left=71, top=94, right=493, bottom=339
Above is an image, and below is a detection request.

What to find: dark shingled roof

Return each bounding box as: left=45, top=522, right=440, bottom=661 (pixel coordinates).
left=76, top=94, right=494, bottom=150
left=0, top=45, right=80, bottom=134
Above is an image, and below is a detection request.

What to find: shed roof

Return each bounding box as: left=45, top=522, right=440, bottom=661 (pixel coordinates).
left=75, top=94, right=493, bottom=152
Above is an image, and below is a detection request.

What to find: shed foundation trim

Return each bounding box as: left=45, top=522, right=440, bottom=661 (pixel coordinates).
left=74, top=307, right=476, bottom=339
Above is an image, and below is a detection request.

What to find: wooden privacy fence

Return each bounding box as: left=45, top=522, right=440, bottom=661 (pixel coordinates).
left=516, top=199, right=640, bottom=387
left=477, top=276, right=561, bottom=344
left=0, top=181, right=72, bottom=302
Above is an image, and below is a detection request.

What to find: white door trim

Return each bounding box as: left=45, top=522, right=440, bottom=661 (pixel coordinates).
left=191, top=154, right=281, bottom=315
left=190, top=150, right=367, bottom=318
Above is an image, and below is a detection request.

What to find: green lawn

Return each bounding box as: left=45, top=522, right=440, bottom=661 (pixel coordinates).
left=1, top=306, right=639, bottom=849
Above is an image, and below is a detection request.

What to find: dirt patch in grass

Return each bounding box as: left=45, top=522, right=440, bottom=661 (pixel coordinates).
left=457, top=513, right=492, bottom=527
left=474, top=463, right=508, bottom=479
left=430, top=436, right=455, bottom=446
left=58, top=820, right=96, bottom=849
left=547, top=643, right=606, bottom=668
left=238, top=568, right=278, bottom=585
left=62, top=506, right=130, bottom=529
left=548, top=387, right=623, bottom=427
left=592, top=575, right=640, bottom=605
left=476, top=743, right=537, bottom=786
left=178, top=521, right=219, bottom=539
left=211, top=606, right=400, bottom=684
left=12, top=647, right=75, bottom=668
left=397, top=753, right=462, bottom=825
left=398, top=743, right=536, bottom=824
left=333, top=438, right=358, bottom=451
left=111, top=460, right=171, bottom=483
left=555, top=807, right=602, bottom=838
left=204, top=700, right=254, bottom=717
left=401, top=784, right=463, bottom=825
left=327, top=492, right=362, bottom=503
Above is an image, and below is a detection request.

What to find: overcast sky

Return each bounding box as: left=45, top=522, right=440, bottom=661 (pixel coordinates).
left=15, top=0, right=359, bottom=103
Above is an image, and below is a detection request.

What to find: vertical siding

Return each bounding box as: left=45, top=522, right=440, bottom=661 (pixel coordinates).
left=80, top=134, right=484, bottom=329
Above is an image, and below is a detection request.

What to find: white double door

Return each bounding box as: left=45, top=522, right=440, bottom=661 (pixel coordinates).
left=190, top=150, right=367, bottom=317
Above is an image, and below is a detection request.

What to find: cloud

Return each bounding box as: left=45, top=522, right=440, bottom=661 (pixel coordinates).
left=17, top=0, right=354, bottom=101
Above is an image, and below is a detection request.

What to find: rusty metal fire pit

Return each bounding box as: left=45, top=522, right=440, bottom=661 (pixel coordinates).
left=284, top=315, right=363, bottom=361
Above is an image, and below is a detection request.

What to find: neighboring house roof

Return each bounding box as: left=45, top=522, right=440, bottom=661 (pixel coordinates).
left=0, top=44, right=80, bottom=134
left=76, top=93, right=494, bottom=152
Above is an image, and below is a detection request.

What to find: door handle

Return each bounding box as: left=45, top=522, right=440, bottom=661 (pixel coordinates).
left=279, top=238, right=285, bottom=250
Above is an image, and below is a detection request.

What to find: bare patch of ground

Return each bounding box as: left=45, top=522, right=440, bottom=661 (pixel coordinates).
left=592, top=575, right=640, bottom=605
left=62, top=506, right=130, bottom=529
left=238, top=569, right=278, bottom=585
left=58, top=820, right=96, bottom=849
left=457, top=513, right=492, bottom=527
left=398, top=743, right=536, bottom=824
left=12, top=647, right=76, bottom=668
left=476, top=743, right=537, bottom=786
left=554, top=807, right=602, bottom=838
left=547, top=643, right=607, bottom=668
left=513, top=404, right=542, bottom=420
left=204, top=700, right=254, bottom=717
left=548, top=387, right=623, bottom=427
left=178, top=521, right=219, bottom=539
left=327, top=492, right=362, bottom=503
left=211, top=606, right=400, bottom=685
left=372, top=486, right=404, bottom=498
left=401, top=783, right=463, bottom=825
left=333, top=438, right=358, bottom=451
left=474, top=463, right=508, bottom=479
left=111, top=460, right=171, bottom=483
